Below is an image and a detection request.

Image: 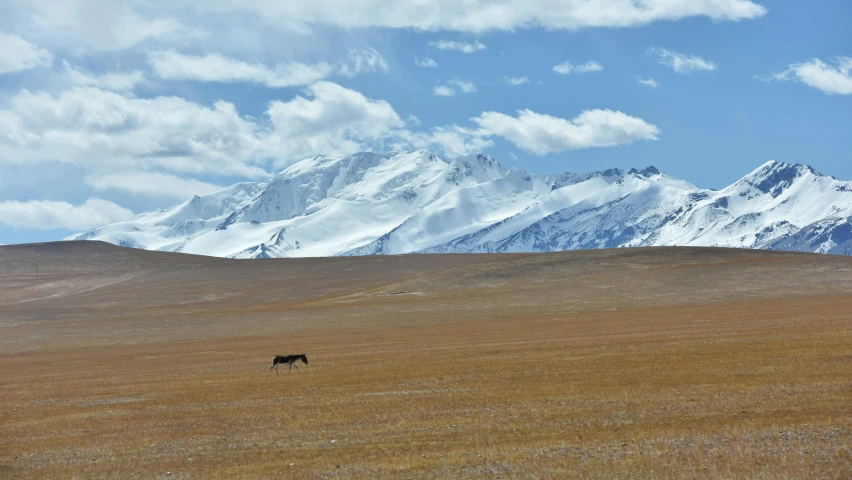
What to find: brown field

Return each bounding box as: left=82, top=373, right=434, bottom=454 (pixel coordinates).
left=1, top=242, right=852, bottom=479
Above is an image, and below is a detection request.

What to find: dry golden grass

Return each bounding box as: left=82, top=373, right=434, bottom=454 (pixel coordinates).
left=1, top=242, right=851, bottom=478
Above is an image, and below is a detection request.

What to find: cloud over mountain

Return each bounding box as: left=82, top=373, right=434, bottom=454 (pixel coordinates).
left=471, top=109, right=660, bottom=154
left=759, top=57, right=852, bottom=95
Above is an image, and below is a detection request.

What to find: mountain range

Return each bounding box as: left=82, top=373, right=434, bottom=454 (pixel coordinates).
left=68, top=150, right=852, bottom=258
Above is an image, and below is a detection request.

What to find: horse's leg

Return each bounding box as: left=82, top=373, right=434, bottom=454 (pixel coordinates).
left=275, top=364, right=280, bottom=376
left=294, top=364, right=301, bottom=374
left=288, top=363, right=292, bottom=374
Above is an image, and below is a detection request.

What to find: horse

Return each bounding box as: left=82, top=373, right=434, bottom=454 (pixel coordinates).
left=269, top=353, right=309, bottom=375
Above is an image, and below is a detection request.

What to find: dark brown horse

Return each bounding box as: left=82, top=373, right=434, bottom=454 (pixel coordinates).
left=269, top=354, right=308, bottom=375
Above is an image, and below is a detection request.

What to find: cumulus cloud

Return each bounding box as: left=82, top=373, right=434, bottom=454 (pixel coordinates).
left=504, top=76, right=529, bottom=85
left=0, top=85, right=660, bottom=196
left=183, top=1, right=768, bottom=34
left=415, top=57, right=438, bottom=67
left=63, top=61, right=145, bottom=91
left=262, top=81, right=404, bottom=165
left=758, top=57, right=852, bottom=95
left=428, top=40, right=486, bottom=53
left=394, top=126, right=494, bottom=158
left=0, top=87, right=266, bottom=177
left=4, top=1, right=767, bottom=56
left=470, top=109, right=660, bottom=154
left=0, top=81, right=410, bottom=177
left=0, top=32, right=53, bottom=74
left=17, top=1, right=190, bottom=51
left=398, top=107, right=658, bottom=156
left=433, top=79, right=477, bottom=97
left=649, top=47, right=717, bottom=73
left=0, top=78, right=661, bottom=181
left=148, top=48, right=387, bottom=88
left=638, top=77, right=660, bottom=88
left=149, top=50, right=331, bottom=87
left=0, top=198, right=133, bottom=230
left=427, top=127, right=494, bottom=157
left=85, top=171, right=224, bottom=199
left=553, top=61, right=603, bottom=75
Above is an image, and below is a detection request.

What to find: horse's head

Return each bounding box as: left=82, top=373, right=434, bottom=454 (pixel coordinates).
left=301, top=353, right=308, bottom=364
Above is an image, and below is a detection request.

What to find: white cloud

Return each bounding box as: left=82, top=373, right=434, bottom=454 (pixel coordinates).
left=553, top=61, right=603, bottom=75
left=181, top=1, right=767, bottom=34
left=415, top=57, right=438, bottom=68
left=638, top=77, right=660, bottom=88
left=428, top=40, right=486, bottom=53
left=433, top=79, right=477, bottom=97
left=63, top=61, right=145, bottom=91
left=650, top=47, right=717, bottom=73
left=433, top=85, right=455, bottom=97
left=0, top=80, right=662, bottom=184
left=451, top=79, right=476, bottom=93
left=0, top=87, right=266, bottom=178
left=394, top=126, right=494, bottom=158
left=262, top=81, right=404, bottom=165
left=0, top=32, right=53, bottom=74
left=148, top=48, right=387, bottom=88
left=150, top=50, right=330, bottom=87
left=424, top=127, right=494, bottom=157
left=504, top=76, right=529, bottom=85
left=3, top=1, right=767, bottom=58
left=399, top=106, right=658, bottom=157
left=336, top=48, right=389, bottom=77
left=758, top=57, right=852, bottom=95
left=0, top=80, right=411, bottom=178
left=471, top=109, right=660, bottom=154
left=0, top=198, right=133, bottom=230
left=14, top=1, right=191, bottom=51
left=85, top=171, right=224, bottom=199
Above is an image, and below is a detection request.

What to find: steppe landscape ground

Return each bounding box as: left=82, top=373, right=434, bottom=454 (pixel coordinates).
left=1, top=241, right=851, bottom=478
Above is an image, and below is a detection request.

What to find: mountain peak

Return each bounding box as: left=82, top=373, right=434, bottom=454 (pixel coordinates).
left=627, top=166, right=662, bottom=177
left=741, top=160, right=823, bottom=198
left=750, top=160, right=821, bottom=177
left=446, top=152, right=507, bottom=183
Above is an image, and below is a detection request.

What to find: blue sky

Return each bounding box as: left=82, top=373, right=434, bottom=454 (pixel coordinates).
left=0, top=0, right=850, bottom=244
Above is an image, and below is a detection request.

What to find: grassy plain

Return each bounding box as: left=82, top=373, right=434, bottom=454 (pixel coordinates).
left=1, top=242, right=851, bottom=478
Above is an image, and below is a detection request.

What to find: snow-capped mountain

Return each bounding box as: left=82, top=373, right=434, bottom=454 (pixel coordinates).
left=67, top=150, right=852, bottom=257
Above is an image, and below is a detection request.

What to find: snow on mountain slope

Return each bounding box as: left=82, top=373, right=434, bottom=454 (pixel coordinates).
left=68, top=182, right=265, bottom=250
left=421, top=168, right=705, bottom=253
left=768, top=216, right=852, bottom=254
left=68, top=151, right=852, bottom=258
left=68, top=151, right=513, bottom=258
left=652, top=161, right=852, bottom=249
